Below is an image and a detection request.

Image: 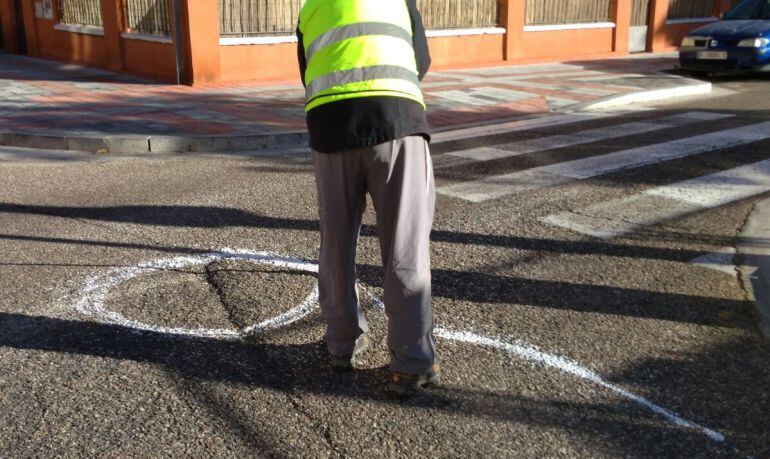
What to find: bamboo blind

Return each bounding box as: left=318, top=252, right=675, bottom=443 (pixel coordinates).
left=631, top=0, right=651, bottom=26
left=219, top=0, right=302, bottom=36
left=417, top=0, right=499, bottom=29
left=526, top=0, right=612, bottom=25
left=57, top=0, right=103, bottom=28
left=668, top=0, right=715, bottom=18
left=219, top=0, right=500, bottom=36
left=124, top=0, right=171, bottom=36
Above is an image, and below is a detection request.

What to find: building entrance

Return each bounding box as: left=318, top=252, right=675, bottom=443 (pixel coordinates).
left=13, top=0, right=26, bottom=53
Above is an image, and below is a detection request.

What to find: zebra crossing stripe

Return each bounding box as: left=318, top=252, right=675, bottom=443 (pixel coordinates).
left=438, top=120, right=770, bottom=203
left=433, top=111, right=731, bottom=169
left=541, top=158, right=770, bottom=238
left=432, top=111, right=623, bottom=144
left=689, top=249, right=738, bottom=276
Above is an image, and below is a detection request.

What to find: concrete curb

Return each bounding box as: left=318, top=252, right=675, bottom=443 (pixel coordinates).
left=0, top=79, right=711, bottom=154
left=0, top=130, right=310, bottom=154
left=738, top=198, right=770, bottom=340
left=571, top=79, right=712, bottom=112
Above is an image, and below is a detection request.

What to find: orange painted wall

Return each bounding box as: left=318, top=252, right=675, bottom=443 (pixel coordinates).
left=655, top=21, right=714, bottom=51
left=520, top=28, right=616, bottom=60
left=428, top=34, right=505, bottom=67
left=181, top=0, right=221, bottom=85
left=120, top=37, right=177, bottom=82
left=13, top=0, right=739, bottom=84
left=218, top=34, right=505, bottom=83
left=32, top=18, right=110, bottom=67
left=220, top=42, right=299, bottom=82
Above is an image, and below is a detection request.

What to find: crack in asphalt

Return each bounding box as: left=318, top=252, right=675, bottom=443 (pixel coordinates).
left=203, top=263, right=240, bottom=330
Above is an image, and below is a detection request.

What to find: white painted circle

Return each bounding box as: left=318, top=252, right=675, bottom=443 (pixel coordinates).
left=68, top=247, right=725, bottom=443
left=73, top=247, right=319, bottom=339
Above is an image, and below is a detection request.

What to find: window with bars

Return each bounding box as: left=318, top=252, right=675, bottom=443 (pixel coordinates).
left=525, top=0, right=612, bottom=25
left=668, top=0, right=716, bottom=19
left=123, top=0, right=171, bottom=36
left=57, top=0, right=103, bottom=28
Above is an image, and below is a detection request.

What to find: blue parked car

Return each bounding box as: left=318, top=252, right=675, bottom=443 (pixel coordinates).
left=679, top=0, right=770, bottom=75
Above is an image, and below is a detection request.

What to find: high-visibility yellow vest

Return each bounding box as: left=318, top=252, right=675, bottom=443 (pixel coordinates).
left=299, top=0, right=425, bottom=112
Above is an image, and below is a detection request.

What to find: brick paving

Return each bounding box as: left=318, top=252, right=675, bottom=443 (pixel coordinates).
left=0, top=52, right=684, bottom=139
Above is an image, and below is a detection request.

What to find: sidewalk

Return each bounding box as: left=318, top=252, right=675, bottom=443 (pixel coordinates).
left=0, top=52, right=710, bottom=153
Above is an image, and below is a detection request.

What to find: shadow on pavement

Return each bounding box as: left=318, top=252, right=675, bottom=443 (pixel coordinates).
left=2, top=202, right=769, bottom=257
left=0, top=229, right=760, bottom=328
left=610, top=337, right=770, bottom=457
left=0, top=311, right=743, bottom=456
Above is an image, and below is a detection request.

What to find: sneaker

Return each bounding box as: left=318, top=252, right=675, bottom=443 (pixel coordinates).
left=386, top=364, right=440, bottom=398
left=329, top=334, right=370, bottom=371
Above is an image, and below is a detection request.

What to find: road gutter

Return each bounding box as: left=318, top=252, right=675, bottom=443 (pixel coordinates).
left=738, top=198, right=770, bottom=340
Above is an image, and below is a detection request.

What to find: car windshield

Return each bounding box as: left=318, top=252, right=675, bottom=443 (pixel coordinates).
left=724, top=0, right=770, bottom=19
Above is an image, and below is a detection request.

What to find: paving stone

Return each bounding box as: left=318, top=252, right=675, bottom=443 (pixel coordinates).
left=0, top=52, right=696, bottom=152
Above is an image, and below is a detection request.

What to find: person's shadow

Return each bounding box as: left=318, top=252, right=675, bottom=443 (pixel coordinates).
left=0, top=311, right=744, bottom=455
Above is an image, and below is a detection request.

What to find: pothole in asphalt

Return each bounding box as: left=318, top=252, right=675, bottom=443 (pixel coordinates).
left=114, top=268, right=233, bottom=331
left=205, top=258, right=318, bottom=329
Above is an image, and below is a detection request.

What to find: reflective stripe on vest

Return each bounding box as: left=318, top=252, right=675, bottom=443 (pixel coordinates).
left=299, top=0, right=424, bottom=112
left=306, top=64, right=420, bottom=101
left=305, top=22, right=413, bottom=64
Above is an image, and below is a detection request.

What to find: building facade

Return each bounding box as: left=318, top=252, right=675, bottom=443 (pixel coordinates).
left=0, top=0, right=736, bottom=85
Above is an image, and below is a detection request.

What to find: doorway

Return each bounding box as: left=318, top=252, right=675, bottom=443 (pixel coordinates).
left=629, top=0, right=651, bottom=53
left=12, top=0, right=26, bottom=54
left=0, top=9, right=5, bottom=51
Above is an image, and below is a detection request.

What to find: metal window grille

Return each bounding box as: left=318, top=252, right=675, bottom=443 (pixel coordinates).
left=525, top=0, right=612, bottom=25
left=123, top=0, right=171, bottom=36
left=57, top=0, right=103, bottom=28
left=668, top=0, right=715, bottom=18
left=219, top=0, right=302, bottom=36
left=417, top=0, right=499, bottom=29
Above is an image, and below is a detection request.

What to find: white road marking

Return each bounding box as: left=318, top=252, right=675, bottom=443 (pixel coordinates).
left=434, top=112, right=731, bottom=169
left=690, top=248, right=738, bottom=276
left=439, top=120, right=770, bottom=203
left=431, top=108, right=653, bottom=144
left=66, top=250, right=726, bottom=444
left=435, top=327, right=725, bottom=443
left=542, top=159, right=770, bottom=238
left=369, top=296, right=724, bottom=443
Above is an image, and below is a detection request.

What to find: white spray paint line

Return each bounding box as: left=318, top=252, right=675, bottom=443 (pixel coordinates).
left=542, top=158, right=770, bottom=238
left=72, top=248, right=320, bottom=340
left=438, top=120, right=770, bottom=203
left=367, top=294, right=725, bottom=443
left=434, top=327, right=725, bottom=443
left=689, top=248, right=739, bottom=276
left=434, top=112, right=731, bottom=170
left=66, top=252, right=726, bottom=444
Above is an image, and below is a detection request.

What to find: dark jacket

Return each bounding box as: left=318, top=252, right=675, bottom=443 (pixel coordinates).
left=297, top=0, right=431, bottom=153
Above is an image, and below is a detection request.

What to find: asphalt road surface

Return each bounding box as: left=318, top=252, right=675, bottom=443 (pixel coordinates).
left=1, top=74, right=769, bottom=457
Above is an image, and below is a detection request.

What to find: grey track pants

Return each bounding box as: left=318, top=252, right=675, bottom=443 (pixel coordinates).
left=312, top=135, right=436, bottom=375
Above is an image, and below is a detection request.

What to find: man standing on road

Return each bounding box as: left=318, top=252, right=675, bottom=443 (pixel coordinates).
left=297, top=0, right=437, bottom=397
